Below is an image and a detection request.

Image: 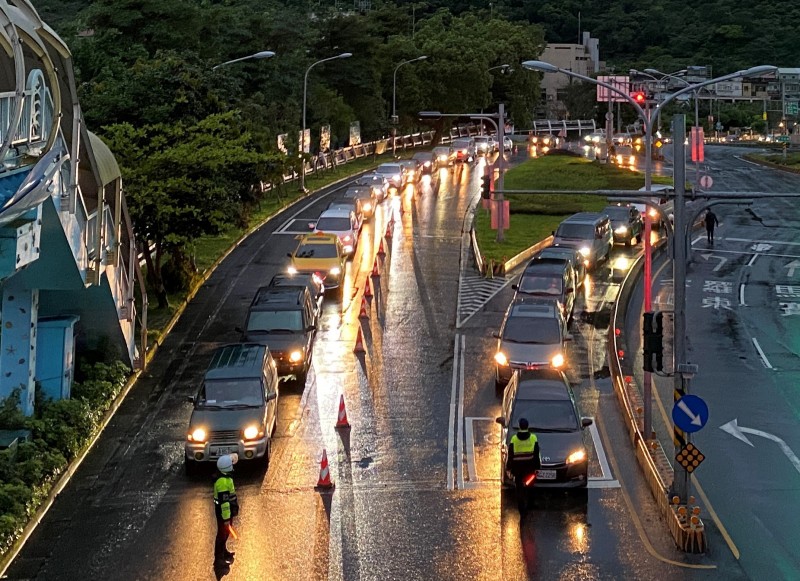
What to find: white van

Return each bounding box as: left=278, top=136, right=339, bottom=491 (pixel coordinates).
left=552, top=213, right=613, bottom=271
left=635, top=185, right=674, bottom=229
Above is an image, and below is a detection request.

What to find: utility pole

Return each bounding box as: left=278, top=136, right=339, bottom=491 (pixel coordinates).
left=496, top=103, right=506, bottom=242
left=671, top=114, right=691, bottom=502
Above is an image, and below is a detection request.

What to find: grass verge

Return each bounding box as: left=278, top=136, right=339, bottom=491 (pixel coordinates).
left=476, top=154, right=673, bottom=264
left=748, top=151, right=800, bottom=169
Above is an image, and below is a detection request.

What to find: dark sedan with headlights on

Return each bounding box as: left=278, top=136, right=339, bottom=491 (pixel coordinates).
left=497, top=369, right=592, bottom=490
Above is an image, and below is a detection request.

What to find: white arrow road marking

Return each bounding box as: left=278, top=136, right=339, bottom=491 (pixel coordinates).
left=677, top=400, right=703, bottom=426
left=701, top=253, right=728, bottom=272
left=785, top=259, right=800, bottom=277
left=720, top=419, right=800, bottom=475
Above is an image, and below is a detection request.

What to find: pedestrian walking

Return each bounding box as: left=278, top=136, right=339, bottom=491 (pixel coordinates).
left=213, top=454, right=239, bottom=565
left=704, top=209, right=719, bottom=244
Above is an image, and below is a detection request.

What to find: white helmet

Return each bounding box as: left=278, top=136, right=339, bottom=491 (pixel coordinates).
left=216, top=453, right=238, bottom=473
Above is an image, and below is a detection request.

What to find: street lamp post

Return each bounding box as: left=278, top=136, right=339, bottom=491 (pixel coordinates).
left=392, top=56, right=427, bottom=156
left=211, top=50, right=275, bottom=71
left=523, top=60, right=776, bottom=502
left=302, top=52, right=352, bottom=192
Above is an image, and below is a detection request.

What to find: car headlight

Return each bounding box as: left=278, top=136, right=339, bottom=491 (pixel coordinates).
left=578, top=247, right=590, bottom=257
left=629, top=156, right=636, bottom=165
left=189, top=427, right=206, bottom=443
left=289, top=350, right=303, bottom=363
left=424, top=161, right=431, bottom=167
left=343, top=235, right=352, bottom=242
left=243, top=424, right=262, bottom=440
left=329, top=266, right=341, bottom=276
left=567, top=450, right=586, bottom=465
left=648, top=209, right=658, bottom=218
left=551, top=353, right=565, bottom=368
left=363, top=202, right=372, bottom=212
left=614, top=256, right=630, bottom=271
left=438, top=155, right=447, bottom=162
left=392, top=174, right=401, bottom=181
left=312, top=273, right=325, bottom=285
left=287, top=266, right=298, bottom=274
left=615, top=225, right=628, bottom=234
left=343, top=244, right=354, bottom=253
left=494, top=352, right=508, bottom=366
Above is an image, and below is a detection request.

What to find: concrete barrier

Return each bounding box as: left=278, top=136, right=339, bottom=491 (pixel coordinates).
left=608, top=243, right=707, bottom=554
left=500, top=235, right=554, bottom=275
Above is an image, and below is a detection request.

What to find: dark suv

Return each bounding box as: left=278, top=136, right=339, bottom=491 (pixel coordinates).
left=238, top=286, right=318, bottom=383
left=513, top=258, right=576, bottom=323
left=602, top=204, right=643, bottom=247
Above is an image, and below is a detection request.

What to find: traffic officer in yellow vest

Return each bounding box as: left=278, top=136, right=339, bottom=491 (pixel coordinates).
left=213, top=454, right=239, bottom=564
left=508, top=418, right=541, bottom=510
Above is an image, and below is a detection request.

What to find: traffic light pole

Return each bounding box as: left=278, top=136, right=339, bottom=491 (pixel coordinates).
left=496, top=103, right=506, bottom=242
left=671, top=115, right=691, bottom=502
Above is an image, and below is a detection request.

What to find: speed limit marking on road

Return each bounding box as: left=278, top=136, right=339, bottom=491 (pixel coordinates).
left=699, top=174, right=713, bottom=189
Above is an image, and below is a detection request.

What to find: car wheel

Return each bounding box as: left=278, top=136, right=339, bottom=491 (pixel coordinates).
left=625, top=237, right=631, bottom=248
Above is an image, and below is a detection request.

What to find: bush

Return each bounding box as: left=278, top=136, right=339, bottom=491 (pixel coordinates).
left=0, top=361, right=129, bottom=557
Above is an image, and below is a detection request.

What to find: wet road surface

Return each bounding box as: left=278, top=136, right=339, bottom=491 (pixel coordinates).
left=5, top=150, right=743, bottom=580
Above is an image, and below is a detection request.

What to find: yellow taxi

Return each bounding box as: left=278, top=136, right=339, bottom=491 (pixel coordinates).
left=287, top=232, right=346, bottom=295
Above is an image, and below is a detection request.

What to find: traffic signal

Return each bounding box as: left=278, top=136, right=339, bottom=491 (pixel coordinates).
left=632, top=91, right=646, bottom=105
left=481, top=171, right=492, bottom=199
left=642, top=311, right=663, bottom=372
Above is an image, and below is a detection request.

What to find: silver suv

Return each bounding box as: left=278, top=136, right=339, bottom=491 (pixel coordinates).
left=185, top=343, right=279, bottom=474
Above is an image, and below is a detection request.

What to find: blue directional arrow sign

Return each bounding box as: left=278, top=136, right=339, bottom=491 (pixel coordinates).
left=672, top=394, right=709, bottom=433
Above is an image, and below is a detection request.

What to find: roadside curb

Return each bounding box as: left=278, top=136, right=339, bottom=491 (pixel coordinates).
left=608, top=241, right=707, bottom=554
left=0, top=168, right=368, bottom=577
left=742, top=153, right=800, bottom=175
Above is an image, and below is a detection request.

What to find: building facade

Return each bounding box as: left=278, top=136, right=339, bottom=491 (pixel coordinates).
left=539, top=32, right=603, bottom=119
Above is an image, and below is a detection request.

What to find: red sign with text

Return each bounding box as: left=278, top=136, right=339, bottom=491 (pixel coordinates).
left=691, top=127, right=705, bottom=162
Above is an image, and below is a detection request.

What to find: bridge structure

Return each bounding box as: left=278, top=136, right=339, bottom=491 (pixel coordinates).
left=0, top=1, right=146, bottom=415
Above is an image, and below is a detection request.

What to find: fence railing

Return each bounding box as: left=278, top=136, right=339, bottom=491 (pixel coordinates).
left=276, top=123, right=480, bottom=185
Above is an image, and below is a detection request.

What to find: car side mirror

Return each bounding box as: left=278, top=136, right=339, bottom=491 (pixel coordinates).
left=308, top=222, right=316, bottom=229
left=186, top=395, right=195, bottom=404
left=581, top=417, right=593, bottom=428
left=287, top=252, right=292, bottom=258
left=495, top=416, right=506, bottom=427
left=266, top=392, right=278, bottom=401
left=551, top=230, right=556, bottom=236
left=511, top=284, right=519, bottom=291
left=492, top=331, right=501, bottom=339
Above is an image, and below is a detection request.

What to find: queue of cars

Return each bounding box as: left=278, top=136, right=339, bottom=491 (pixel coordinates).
left=493, top=203, right=645, bottom=491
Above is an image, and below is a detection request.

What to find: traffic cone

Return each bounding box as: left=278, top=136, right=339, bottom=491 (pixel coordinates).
left=316, top=449, right=334, bottom=489
left=358, top=296, right=369, bottom=319
left=377, top=239, right=386, bottom=256
left=371, top=259, right=380, bottom=277
left=335, top=394, right=350, bottom=428
left=364, top=278, right=373, bottom=298
left=353, top=326, right=365, bottom=354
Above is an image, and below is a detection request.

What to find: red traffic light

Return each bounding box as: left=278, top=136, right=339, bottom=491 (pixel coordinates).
left=632, top=91, right=646, bottom=104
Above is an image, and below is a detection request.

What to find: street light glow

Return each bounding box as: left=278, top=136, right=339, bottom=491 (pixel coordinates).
left=521, top=60, right=559, bottom=73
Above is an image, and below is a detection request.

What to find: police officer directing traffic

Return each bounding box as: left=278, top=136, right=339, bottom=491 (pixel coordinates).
left=213, top=454, right=239, bottom=564
left=508, top=418, right=541, bottom=510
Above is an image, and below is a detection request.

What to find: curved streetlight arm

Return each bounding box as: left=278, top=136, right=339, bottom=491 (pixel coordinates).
left=212, top=50, right=275, bottom=70
left=488, top=64, right=512, bottom=73
left=393, top=56, right=427, bottom=119
left=303, top=53, right=352, bottom=150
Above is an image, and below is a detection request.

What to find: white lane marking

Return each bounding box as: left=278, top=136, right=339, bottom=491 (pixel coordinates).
left=588, top=420, right=613, bottom=480
left=747, top=253, right=759, bottom=267
left=446, top=335, right=460, bottom=490
left=724, top=237, right=800, bottom=247
left=465, top=416, right=493, bottom=483
left=752, top=337, right=774, bottom=369
left=457, top=334, right=466, bottom=488
left=587, top=479, right=622, bottom=488
left=734, top=155, right=764, bottom=167
left=739, top=283, right=747, bottom=306
left=701, top=253, right=728, bottom=272
left=692, top=235, right=704, bottom=246
left=692, top=248, right=800, bottom=260
left=720, top=419, right=800, bottom=476
left=786, top=259, right=800, bottom=277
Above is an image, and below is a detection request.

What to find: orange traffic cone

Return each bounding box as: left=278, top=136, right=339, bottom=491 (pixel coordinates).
left=353, top=326, right=365, bottom=354
left=335, top=394, right=350, bottom=428
left=385, top=220, right=393, bottom=239
left=364, top=278, right=373, bottom=298
left=316, top=449, right=334, bottom=489
left=371, top=259, right=380, bottom=277
left=358, top=296, right=369, bottom=319
left=377, top=239, right=386, bottom=256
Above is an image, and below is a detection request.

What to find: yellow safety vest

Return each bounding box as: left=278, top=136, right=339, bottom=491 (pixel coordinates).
left=213, top=475, right=237, bottom=521
left=510, top=431, right=537, bottom=461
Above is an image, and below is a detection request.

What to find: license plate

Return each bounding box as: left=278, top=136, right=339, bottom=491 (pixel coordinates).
left=536, top=469, right=557, bottom=480
left=211, top=445, right=238, bottom=457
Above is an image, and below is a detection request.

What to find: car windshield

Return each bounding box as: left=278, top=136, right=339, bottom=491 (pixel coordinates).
left=247, top=309, right=303, bottom=333
left=556, top=223, right=595, bottom=239
left=378, top=165, right=401, bottom=174
left=200, top=379, right=263, bottom=408
left=511, top=400, right=578, bottom=432
left=316, top=217, right=351, bottom=231
left=344, top=189, right=368, bottom=199
left=453, top=140, right=471, bottom=148
left=604, top=207, right=631, bottom=219
left=519, top=275, right=562, bottom=295
left=295, top=242, right=338, bottom=258
left=433, top=148, right=450, bottom=155
left=539, top=251, right=571, bottom=263
left=504, top=318, right=561, bottom=344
